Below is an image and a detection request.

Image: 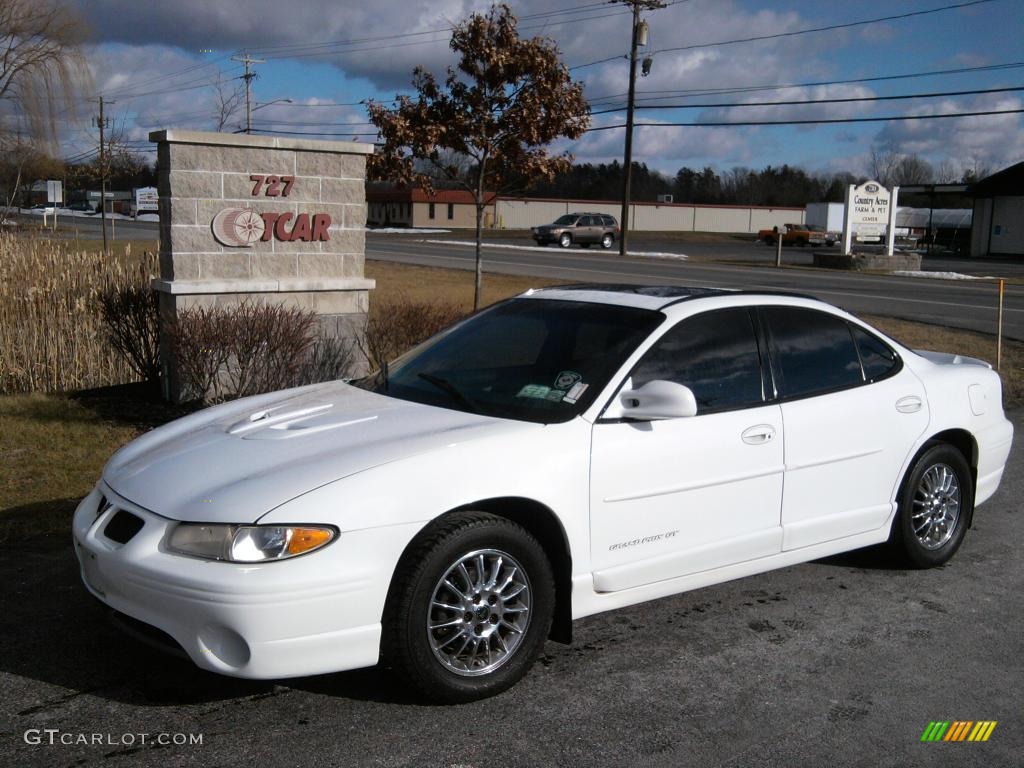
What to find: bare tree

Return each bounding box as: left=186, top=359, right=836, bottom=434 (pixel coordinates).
left=868, top=144, right=899, bottom=188
left=891, top=154, right=934, bottom=186
left=211, top=70, right=244, bottom=132
left=0, top=0, right=91, bottom=148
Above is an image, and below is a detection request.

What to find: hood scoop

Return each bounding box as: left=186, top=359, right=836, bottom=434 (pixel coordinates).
left=228, top=403, right=378, bottom=440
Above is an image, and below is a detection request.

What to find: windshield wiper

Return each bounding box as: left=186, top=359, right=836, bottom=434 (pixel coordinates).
left=417, top=373, right=480, bottom=413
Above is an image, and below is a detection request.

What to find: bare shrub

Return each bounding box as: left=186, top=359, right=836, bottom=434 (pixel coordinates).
left=166, top=302, right=316, bottom=404
left=98, top=285, right=160, bottom=384
left=360, top=295, right=467, bottom=372
left=294, top=335, right=361, bottom=386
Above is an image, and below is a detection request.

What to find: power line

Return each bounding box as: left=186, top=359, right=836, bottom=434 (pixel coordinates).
left=582, top=107, right=1024, bottom=130
left=588, top=85, right=1024, bottom=115
left=586, top=60, right=1024, bottom=105
left=568, top=0, right=998, bottom=71
left=650, top=0, right=997, bottom=56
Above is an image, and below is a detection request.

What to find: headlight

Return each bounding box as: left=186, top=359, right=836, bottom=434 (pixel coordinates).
left=167, top=524, right=336, bottom=562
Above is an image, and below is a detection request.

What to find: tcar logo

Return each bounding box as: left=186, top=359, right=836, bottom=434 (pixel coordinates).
left=211, top=208, right=265, bottom=246
left=211, top=208, right=332, bottom=247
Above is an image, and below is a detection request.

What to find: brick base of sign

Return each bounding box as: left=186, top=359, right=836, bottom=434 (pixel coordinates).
left=149, top=130, right=374, bottom=403
left=812, top=250, right=922, bottom=272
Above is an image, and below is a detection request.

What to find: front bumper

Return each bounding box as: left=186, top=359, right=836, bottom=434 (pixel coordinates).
left=72, top=484, right=417, bottom=679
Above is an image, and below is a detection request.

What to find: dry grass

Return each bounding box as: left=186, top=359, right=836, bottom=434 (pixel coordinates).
left=0, top=233, right=158, bottom=394
left=365, top=259, right=558, bottom=309
left=0, top=394, right=141, bottom=541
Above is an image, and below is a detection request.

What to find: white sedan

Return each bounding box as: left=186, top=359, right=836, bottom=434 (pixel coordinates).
left=73, top=285, right=1013, bottom=702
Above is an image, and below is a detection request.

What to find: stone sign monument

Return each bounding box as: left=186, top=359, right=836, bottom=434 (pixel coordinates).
left=148, top=130, right=374, bottom=400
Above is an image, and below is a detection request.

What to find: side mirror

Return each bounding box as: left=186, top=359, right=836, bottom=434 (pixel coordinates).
left=619, top=380, right=698, bottom=420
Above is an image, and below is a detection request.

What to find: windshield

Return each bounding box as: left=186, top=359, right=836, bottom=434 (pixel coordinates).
left=354, top=298, right=663, bottom=423
left=552, top=215, right=578, bottom=225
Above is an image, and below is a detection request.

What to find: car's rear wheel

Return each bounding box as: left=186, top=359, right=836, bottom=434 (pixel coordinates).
left=601, top=233, right=614, bottom=249
left=558, top=233, right=572, bottom=248
left=891, top=443, right=973, bottom=568
left=383, top=512, right=554, bottom=703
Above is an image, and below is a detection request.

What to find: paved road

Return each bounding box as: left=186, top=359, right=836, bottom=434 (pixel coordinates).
left=2, top=415, right=1021, bottom=767
left=37, top=216, right=1023, bottom=340
left=366, top=234, right=1024, bottom=340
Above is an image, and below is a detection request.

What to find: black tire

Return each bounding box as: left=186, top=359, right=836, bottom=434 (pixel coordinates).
left=601, top=233, right=614, bottom=249
left=382, top=512, right=555, bottom=703
left=890, top=442, right=974, bottom=569
left=558, top=233, right=572, bottom=248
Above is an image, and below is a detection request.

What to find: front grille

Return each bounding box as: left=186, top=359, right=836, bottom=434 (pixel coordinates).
left=103, top=510, right=144, bottom=544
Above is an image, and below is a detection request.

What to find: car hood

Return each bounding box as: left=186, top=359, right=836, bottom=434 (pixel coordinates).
left=103, top=381, right=538, bottom=524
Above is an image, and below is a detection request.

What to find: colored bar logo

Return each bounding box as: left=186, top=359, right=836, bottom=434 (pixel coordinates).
left=921, top=721, right=997, bottom=742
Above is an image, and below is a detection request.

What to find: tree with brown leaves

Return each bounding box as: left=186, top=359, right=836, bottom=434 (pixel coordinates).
left=367, top=4, right=589, bottom=309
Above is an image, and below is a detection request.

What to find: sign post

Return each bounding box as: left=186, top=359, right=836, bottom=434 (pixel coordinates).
left=46, top=180, right=62, bottom=231
left=885, top=185, right=900, bottom=256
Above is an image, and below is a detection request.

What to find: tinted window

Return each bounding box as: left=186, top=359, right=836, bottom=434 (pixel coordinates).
left=629, top=308, right=765, bottom=413
left=764, top=307, right=863, bottom=398
left=355, top=299, right=662, bottom=424
left=553, top=215, right=577, bottom=225
left=851, top=324, right=898, bottom=380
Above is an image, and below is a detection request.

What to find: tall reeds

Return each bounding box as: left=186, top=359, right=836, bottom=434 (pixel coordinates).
left=0, top=233, right=157, bottom=394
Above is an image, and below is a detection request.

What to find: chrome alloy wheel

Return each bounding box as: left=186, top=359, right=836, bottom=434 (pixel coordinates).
left=427, top=549, right=532, bottom=676
left=912, top=463, right=961, bottom=550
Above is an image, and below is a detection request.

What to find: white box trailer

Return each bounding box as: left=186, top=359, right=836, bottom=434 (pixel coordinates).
left=805, top=202, right=845, bottom=232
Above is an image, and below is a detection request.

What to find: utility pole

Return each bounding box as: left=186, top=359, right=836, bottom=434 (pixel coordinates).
left=232, top=52, right=265, bottom=134
left=615, top=0, right=664, bottom=257
left=93, top=96, right=114, bottom=254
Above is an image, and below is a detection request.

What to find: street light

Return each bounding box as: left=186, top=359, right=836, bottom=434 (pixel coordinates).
left=234, top=99, right=294, bottom=133
left=253, top=98, right=294, bottom=111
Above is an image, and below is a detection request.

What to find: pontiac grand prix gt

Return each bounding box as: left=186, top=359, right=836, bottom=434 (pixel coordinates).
left=73, top=286, right=1013, bottom=702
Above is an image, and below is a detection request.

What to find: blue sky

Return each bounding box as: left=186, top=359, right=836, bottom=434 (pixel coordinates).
left=58, top=0, right=1024, bottom=179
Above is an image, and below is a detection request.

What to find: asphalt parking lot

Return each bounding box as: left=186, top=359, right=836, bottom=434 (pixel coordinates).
left=2, top=415, right=1021, bottom=768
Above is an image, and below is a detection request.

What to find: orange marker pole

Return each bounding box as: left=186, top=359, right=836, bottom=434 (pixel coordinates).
left=996, top=279, right=1004, bottom=372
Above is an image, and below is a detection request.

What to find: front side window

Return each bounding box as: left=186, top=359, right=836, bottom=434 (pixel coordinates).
left=553, top=215, right=578, bottom=226
left=762, top=307, right=863, bottom=398
left=355, top=299, right=663, bottom=424
left=628, top=308, right=765, bottom=413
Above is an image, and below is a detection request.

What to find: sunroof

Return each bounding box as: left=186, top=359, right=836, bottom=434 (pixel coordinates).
left=543, top=284, right=731, bottom=299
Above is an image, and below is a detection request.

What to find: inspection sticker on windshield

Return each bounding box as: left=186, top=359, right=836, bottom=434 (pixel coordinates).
left=517, top=384, right=552, bottom=399
left=562, top=382, right=589, bottom=404
left=553, top=371, right=582, bottom=390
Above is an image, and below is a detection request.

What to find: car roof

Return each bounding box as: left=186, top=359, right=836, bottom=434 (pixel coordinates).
left=519, top=283, right=816, bottom=311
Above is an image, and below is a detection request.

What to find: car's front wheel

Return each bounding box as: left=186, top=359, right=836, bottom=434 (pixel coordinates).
left=891, top=443, right=973, bottom=568
left=558, top=233, right=572, bottom=248
left=383, top=512, right=554, bottom=703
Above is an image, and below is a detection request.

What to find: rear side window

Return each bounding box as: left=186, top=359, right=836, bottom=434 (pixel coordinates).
left=851, top=324, right=899, bottom=380
left=763, top=307, right=863, bottom=398
left=629, top=308, right=765, bottom=413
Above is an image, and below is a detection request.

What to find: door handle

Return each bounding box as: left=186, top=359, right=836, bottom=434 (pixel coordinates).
left=896, top=396, right=923, bottom=414
left=742, top=425, right=776, bottom=445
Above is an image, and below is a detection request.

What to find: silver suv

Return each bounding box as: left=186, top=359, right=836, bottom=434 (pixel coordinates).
left=532, top=213, right=619, bottom=249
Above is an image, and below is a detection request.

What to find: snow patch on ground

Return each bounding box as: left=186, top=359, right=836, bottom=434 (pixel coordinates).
left=420, top=238, right=688, bottom=260
left=368, top=227, right=452, bottom=234
left=892, top=270, right=996, bottom=281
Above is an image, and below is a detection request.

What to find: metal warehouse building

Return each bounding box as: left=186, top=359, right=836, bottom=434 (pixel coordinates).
left=970, top=161, right=1024, bottom=257
left=367, top=186, right=804, bottom=234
